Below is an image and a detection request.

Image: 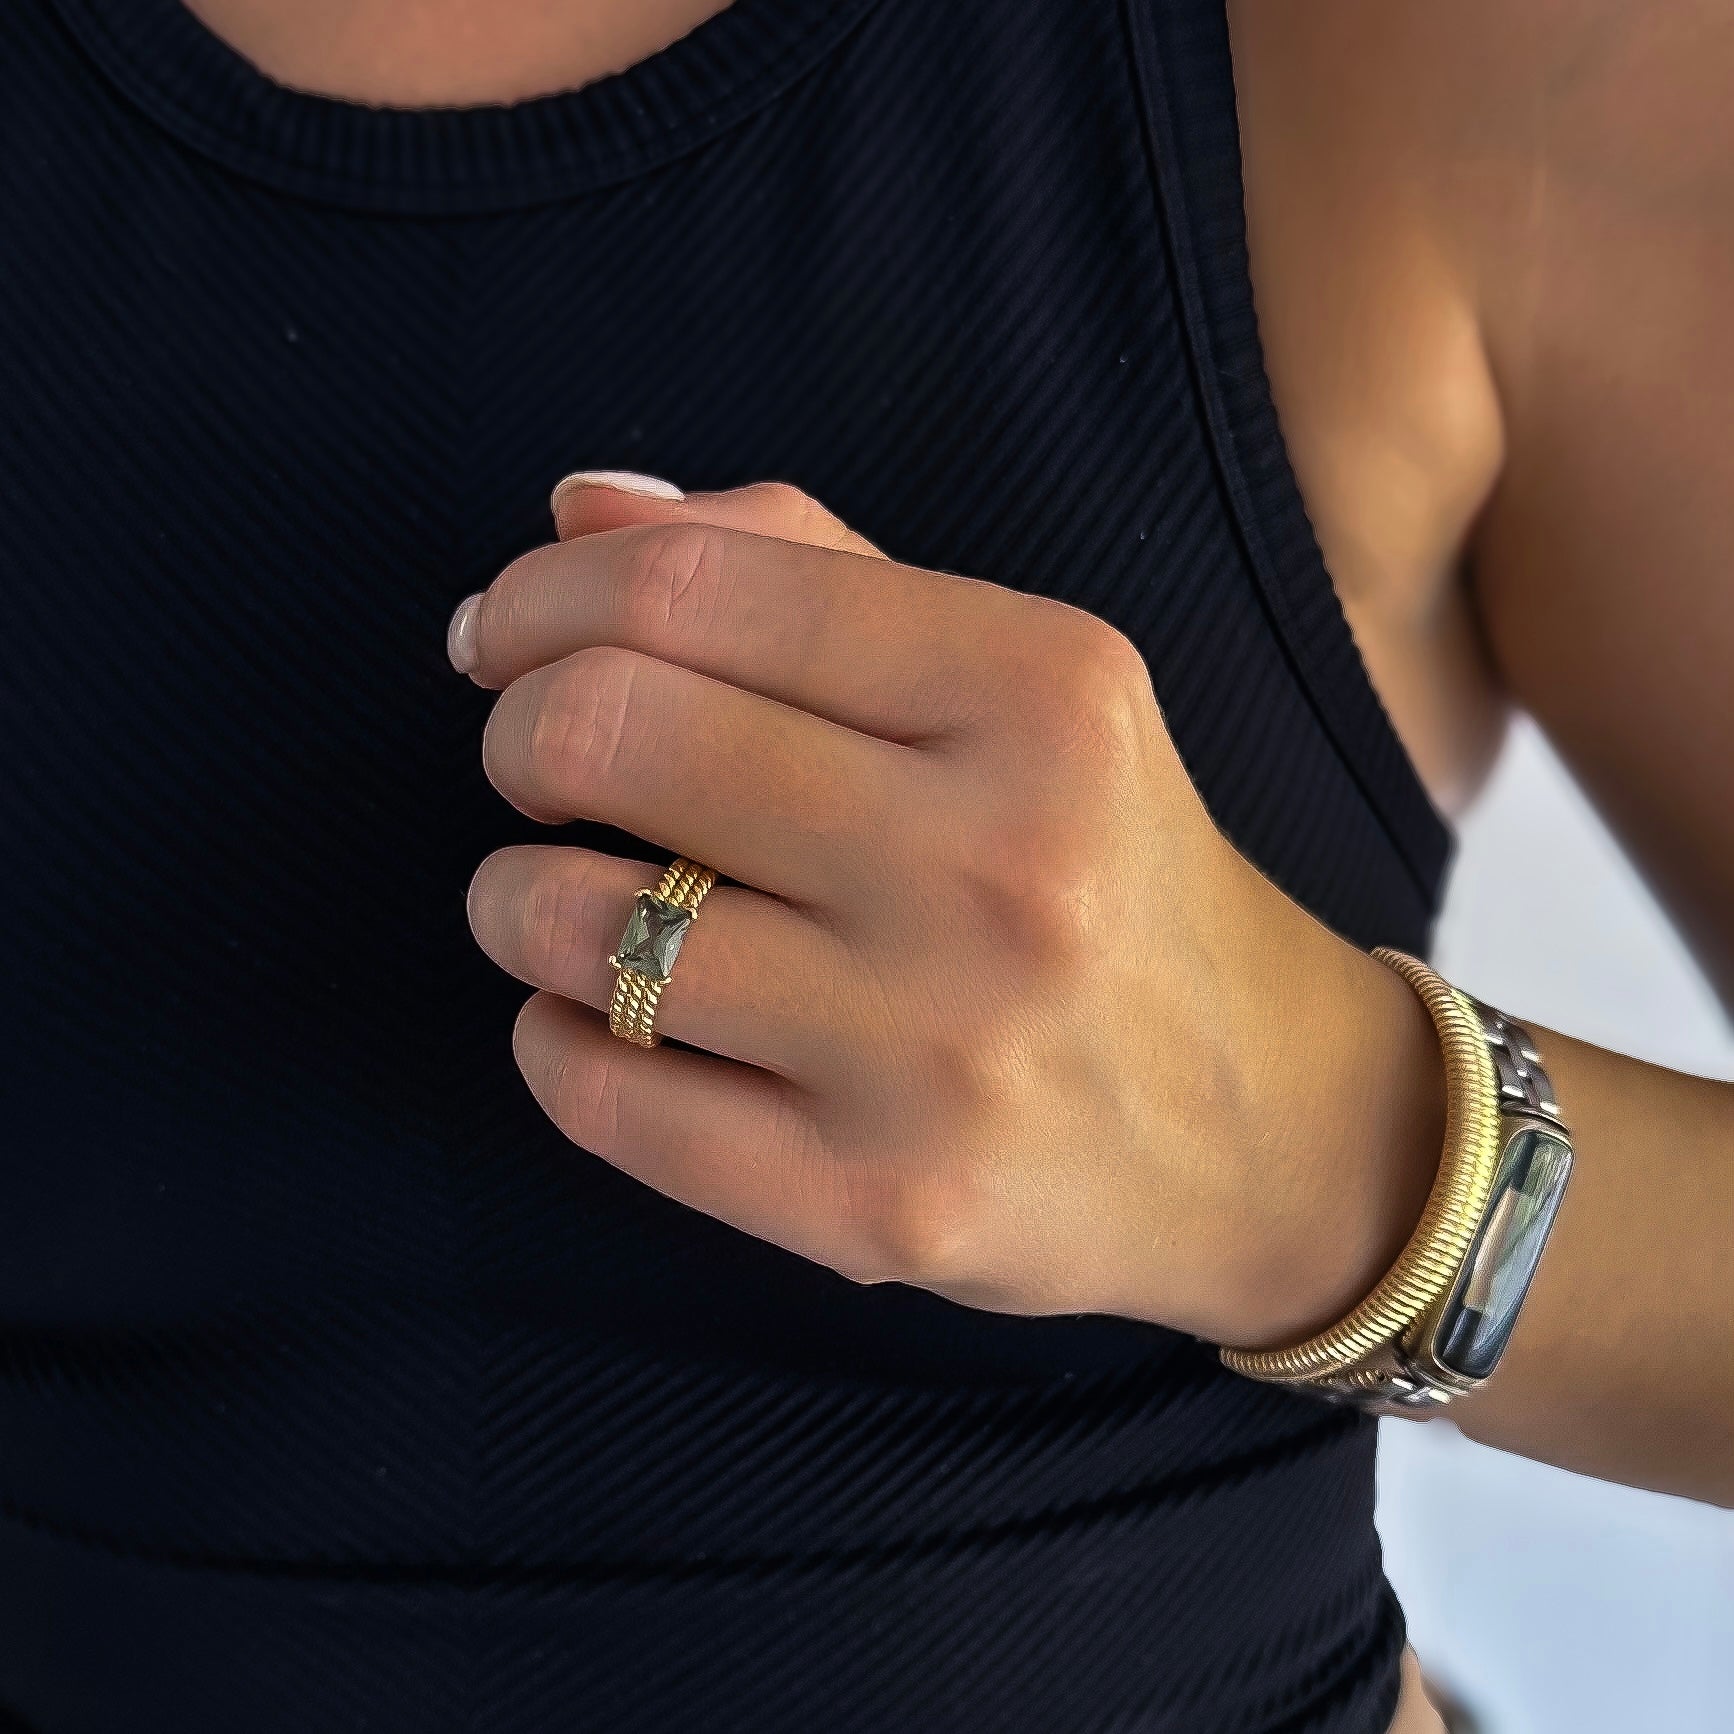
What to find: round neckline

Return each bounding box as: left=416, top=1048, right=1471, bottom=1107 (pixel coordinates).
left=49, top=0, right=886, bottom=213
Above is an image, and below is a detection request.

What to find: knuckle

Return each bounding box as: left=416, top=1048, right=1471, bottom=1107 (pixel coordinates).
left=474, top=542, right=576, bottom=676
left=1068, top=622, right=1153, bottom=744
left=1023, top=604, right=1153, bottom=755
left=527, top=646, right=643, bottom=790
left=556, top=1044, right=629, bottom=1153
left=620, top=521, right=731, bottom=640
left=857, top=1164, right=979, bottom=1288
left=745, top=481, right=850, bottom=549
left=961, top=799, right=1102, bottom=968
left=1002, top=868, right=1097, bottom=974
left=821, top=1148, right=895, bottom=1286
left=479, top=545, right=545, bottom=638
left=917, top=1007, right=1036, bottom=1161
left=747, top=480, right=811, bottom=519
left=520, top=867, right=605, bottom=981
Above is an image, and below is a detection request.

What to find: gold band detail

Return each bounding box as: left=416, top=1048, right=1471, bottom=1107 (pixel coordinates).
left=651, top=858, right=717, bottom=910
left=1219, top=948, right=1504, bottom=1383
left=607, top=857, right=718, bottom=1048
left=607, top=966, right=668, bottom=1046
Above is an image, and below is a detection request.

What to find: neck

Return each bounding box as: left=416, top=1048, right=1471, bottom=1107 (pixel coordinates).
left=183, top=0, right=737, bottom=105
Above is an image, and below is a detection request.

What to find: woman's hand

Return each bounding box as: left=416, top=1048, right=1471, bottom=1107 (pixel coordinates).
left=453, top=477, right=1446, bottom=1348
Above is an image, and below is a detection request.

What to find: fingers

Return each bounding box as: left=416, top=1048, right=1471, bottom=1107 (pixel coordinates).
left=552, top=474, right=886, bottom=560
left=461, top=519, right=1028, bottom=743
left=479, top=643, right=916, bottom=903
left=512, top=990, right=881, bottom=1278
left=467, top=843, right=849, bottom=1076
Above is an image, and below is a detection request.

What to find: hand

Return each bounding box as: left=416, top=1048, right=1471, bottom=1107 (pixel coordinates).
left=454, top=477, right=1446, bottom=1347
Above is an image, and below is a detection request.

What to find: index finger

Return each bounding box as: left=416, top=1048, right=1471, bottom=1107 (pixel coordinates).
left=553, top=477, right=888, bottom=560
left=463, top=522, right=1032, bottom=743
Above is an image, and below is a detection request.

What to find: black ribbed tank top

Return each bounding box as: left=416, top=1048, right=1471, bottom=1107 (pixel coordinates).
left=0, top=1, right=1451, bottom=1728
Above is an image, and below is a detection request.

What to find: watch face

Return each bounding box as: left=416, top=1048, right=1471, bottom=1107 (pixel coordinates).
left=1434, top=1127, right=1573, bottom=1381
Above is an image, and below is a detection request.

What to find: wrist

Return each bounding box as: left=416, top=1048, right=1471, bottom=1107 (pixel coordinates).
left=1220, top=901, right=1448, bottom=1349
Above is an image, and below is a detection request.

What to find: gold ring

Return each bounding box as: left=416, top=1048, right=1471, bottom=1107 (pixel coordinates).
left=606, top=857, right=718, bottom=1047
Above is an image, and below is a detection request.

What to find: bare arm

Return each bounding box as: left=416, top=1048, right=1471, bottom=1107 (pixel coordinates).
left=1235, top=0, right=1734, bottom=1504
left=1446, top=2, right=1734, bottom=1500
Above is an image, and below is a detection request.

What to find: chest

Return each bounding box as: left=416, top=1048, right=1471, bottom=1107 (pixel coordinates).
left=0, top=0, right=1443, bottom=1368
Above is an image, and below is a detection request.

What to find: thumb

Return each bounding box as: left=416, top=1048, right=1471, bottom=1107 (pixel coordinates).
left=549, top=470, right=886, bottom=559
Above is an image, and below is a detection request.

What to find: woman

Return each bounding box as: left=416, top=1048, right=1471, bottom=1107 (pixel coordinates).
left=1, top=0, right=1728, bottom=1728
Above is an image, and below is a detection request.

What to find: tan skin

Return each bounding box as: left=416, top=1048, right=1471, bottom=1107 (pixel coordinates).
left=1229, top=0, right=1734, bottom=1502
left=187, top=0, right=1734, bottom=1726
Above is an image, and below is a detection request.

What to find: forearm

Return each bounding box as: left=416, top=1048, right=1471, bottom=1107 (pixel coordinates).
left=1252, top=920, right=1734, bottom=1507
left=1444, top=1029, right=1734, bottom=1506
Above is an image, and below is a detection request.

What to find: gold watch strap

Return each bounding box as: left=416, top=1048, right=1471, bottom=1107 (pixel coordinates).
left=1219, top=948, right=1504, bottom=1384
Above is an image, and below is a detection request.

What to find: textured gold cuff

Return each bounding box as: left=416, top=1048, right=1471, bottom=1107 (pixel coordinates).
left=1219, top=947, right=1504, bottom=1384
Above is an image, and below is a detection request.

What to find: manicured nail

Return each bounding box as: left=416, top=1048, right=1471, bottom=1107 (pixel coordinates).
left=550, top=469, right=685, bottom=513
left=446, top=592, right=483, bottom=674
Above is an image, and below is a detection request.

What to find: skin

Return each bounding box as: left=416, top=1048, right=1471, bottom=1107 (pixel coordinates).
left=183, top=0, right=731, bottom=103
left=187, top=0, right=1734, bottom=1722
left=1227, top=0, right=1734, bottom=1502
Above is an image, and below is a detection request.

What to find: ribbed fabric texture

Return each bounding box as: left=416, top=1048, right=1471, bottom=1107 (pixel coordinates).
left=0, top=0, right=1447, bottom=1727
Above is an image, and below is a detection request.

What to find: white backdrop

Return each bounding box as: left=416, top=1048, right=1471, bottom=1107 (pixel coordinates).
left=1375, top=717, right=1734, bottom=1732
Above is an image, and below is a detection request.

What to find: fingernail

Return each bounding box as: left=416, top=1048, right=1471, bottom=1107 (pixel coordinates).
left=550, top=469, right=685, bottom=513
left=446, top=592, right=483, bottom=674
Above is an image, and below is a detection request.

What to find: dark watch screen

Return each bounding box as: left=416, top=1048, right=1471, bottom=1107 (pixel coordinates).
left=1434, top=1127, right=1573, bottom=1382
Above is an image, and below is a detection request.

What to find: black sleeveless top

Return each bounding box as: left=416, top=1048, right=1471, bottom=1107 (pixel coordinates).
left=0, top=1, right=1451, bottom=1728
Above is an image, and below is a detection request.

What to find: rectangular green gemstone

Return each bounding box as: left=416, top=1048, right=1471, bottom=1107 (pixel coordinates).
left=612, top=891, right=693, bottom=983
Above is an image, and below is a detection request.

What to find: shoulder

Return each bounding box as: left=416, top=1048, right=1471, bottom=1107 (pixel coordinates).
left=1233, top=0, right=1734, bottom=990
left=1228, top=0, right=1734, bottom=388
left=1226, top=0, right=1734, bottom=816
left=1229, top=0, right=1734, bottom=350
